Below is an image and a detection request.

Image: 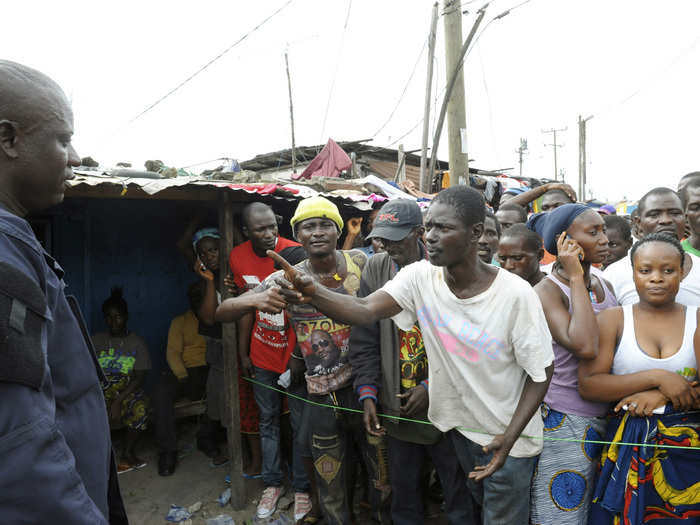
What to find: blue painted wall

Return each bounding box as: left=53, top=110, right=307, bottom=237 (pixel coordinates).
left=48, top=197, right=219, bottom=386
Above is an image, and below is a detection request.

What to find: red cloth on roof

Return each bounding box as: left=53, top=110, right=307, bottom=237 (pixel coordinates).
left=292, top=138, right=351, bottom=180
left=219, top=183, right=299, bottom=195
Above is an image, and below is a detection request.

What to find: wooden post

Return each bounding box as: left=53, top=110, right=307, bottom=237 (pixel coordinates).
left=578, top=115, right=592, bottom=201
left=285, top=51, right=297, bottom=174
left=428, top=5, right=487, bottom=183
left=218, top=191, right=245, bottom=509
left=395, top=144, right=407, bottom=183
left=419, top=2, right=439, bottom=193
left=443, top=0, right=468, bottom=186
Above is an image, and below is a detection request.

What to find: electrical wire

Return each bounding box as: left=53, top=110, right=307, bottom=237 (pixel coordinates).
left=128, top=0, right=294, bottom=124
left=371, top=37, right=429, bottom=138
left=319, top=0, right=353, bottom=142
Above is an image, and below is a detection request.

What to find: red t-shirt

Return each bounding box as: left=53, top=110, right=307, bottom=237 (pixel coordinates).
left=229, top=237, right=301, bottom=373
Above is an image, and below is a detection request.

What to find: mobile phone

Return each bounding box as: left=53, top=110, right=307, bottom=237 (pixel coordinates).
left=197, top=256, right=207, bottom=271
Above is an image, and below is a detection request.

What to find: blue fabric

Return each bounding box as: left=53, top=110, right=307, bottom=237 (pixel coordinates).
left=252, top=366, right=310, bottom=492
left=590, top=408, right=700, bottom=524
left=191, top=227, right=220, bottom=251
left=0, top=206, right=111, bottom=523
left=526, top=203, right=589, bottom=255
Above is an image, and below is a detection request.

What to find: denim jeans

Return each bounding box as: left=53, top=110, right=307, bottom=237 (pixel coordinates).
left=387, top=433, right=475, bottom=525
left=449, top=430, right=537, bottom=525
left=308, top=386, right=391, bottom=525
left=252, top=366, right=309, bottom=492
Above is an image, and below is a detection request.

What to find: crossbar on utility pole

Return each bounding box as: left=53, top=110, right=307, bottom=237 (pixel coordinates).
left=542, top=127, right=567, bottom=181
left=419, top=2, right=439, bottom=193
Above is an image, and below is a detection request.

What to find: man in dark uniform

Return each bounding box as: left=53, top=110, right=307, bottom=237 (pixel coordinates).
left=0, top=60, right=126, bottom=523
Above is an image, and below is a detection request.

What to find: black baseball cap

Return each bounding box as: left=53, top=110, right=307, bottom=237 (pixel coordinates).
left=366, top=199, right=423, bottom=242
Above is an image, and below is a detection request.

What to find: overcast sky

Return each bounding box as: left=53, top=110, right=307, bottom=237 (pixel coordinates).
left=5, top=0, right=700, bottom=202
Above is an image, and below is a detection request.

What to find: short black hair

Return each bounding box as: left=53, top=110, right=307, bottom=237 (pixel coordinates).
left=484, top=209, right=501, bottom=237
left=680, top=177, right=700, bottom=209
left=500, top=223, right=543, bottom=253
left=432, top=186, right=485, bottom=229
left=497, top=202, right=528, bottom=223
left=637, top=187, right=681, bottom=214
left=603, top=215, right=631, bottom=242
left=242, top=202, right=274, bottom=229
left=102, top=287, right=128, bottom=316
left=630, top=233, right=685, bottom=269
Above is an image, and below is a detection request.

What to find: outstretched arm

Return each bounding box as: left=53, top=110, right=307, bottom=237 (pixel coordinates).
left=506, top=182, right=576, bottom=209
left=267, top=250, right=403, bottom=325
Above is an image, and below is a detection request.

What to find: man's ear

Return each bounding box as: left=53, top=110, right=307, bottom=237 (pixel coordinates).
left=472, top=222, right=484, bottom=242
left=538, top=248, right=545, bottom=262
left=0, top=120, right=19, bottom=159
left=241, top=224, right=250, bottom=239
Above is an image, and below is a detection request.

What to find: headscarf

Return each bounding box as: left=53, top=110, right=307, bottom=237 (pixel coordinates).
left=192, top=227, right=221, bottom=252
left=526, top=203, right=589, bottom=255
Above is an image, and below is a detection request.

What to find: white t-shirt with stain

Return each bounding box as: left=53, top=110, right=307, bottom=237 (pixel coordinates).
left=382, top=261, right=554, bottom=457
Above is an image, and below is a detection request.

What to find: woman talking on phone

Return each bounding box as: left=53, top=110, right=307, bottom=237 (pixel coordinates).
left=527, top=204, right=618, bottom=524
left=579, top=233, right=700, bottom=524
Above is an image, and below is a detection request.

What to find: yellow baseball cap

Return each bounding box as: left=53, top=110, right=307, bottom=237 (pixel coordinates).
left=290, top=196, right=344, bottom=232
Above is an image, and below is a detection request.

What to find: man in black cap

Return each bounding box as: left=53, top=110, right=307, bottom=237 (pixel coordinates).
left=350, top=199, right=472, bottom=524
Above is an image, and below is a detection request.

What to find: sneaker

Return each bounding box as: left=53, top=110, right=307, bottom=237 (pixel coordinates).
left=293, top=492, right=312, bottom=521
left=257, top=486, right=284, bottom=519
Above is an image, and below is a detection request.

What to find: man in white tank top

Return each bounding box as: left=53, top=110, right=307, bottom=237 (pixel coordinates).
left=605, top=188, right=700, bottom=306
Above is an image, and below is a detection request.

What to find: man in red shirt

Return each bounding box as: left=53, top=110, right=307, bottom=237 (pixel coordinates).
left=229, top=202, right=311, bottom=520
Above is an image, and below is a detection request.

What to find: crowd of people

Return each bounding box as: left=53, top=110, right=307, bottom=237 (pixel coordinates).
left=2, top=61, right=700, bottom=525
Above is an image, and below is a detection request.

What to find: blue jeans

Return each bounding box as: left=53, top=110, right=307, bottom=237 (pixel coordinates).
left=252, top=366, right=309, bottom=492
left=449, top=430, right=537, bottom=525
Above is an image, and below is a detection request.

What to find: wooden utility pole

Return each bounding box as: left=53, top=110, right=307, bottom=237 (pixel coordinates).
left=420, top=2, right=439, bottom=193
left=285, top=51, right=297, bottom=173
left=443, top=0, right=468, bottom=186
left=395, top=144, right=407, bottom=182
left=218, top=192, right=245, bottom=509
left=542, top=127, right=566, bottom=180
left=428, top=4, right=487, bottom=183
left=578, top=115, right=593, bottom=201
left=516, top=137, right=528, bottom=177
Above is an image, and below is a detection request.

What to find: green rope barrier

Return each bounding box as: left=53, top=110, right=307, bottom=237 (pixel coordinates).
left=242, top=376, right=700, bottom=451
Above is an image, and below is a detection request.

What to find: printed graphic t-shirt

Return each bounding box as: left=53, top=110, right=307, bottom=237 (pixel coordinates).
left=229, top=238, right=301, bottom=374
left=258, top=250, right=368, bottom=394
left=91, top=332, right=151, bottom=377
left=382, top=261, right=554, bottom=457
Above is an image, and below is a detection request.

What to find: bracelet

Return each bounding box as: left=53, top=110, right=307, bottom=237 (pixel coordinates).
left=290, top=353, right=304, bottom=360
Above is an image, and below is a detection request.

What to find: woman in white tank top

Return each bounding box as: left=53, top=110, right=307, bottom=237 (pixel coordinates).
left=578, top=233, right=700, bottom=525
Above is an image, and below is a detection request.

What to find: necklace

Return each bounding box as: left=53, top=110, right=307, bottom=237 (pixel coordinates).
left=554, top=264, right=596, bottom=303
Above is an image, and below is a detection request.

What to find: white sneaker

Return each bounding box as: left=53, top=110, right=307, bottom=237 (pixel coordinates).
left=257, top=486, right=284, bottom=519
left=294, top=492, right=312, bottom=521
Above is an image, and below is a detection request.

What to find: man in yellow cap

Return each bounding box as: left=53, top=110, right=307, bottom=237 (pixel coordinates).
left=217, top=196, right=390, bottom=525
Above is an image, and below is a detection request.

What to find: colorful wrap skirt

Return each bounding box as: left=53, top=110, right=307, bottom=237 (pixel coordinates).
left=589, top=408, right=700, bottom=524
left=531, top=403, right=607, bottom=524
left=102, top=373, right=149, bottom=431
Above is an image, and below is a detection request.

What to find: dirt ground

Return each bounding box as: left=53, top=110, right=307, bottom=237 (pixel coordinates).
left=117, top=419, right=448, bottom=525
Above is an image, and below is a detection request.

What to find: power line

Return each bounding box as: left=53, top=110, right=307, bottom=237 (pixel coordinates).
left=319, top=0, right=353, bottom=142
left=372, top=37, right=428, bottom=138
left=128, top=0, right=294, bottom=124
